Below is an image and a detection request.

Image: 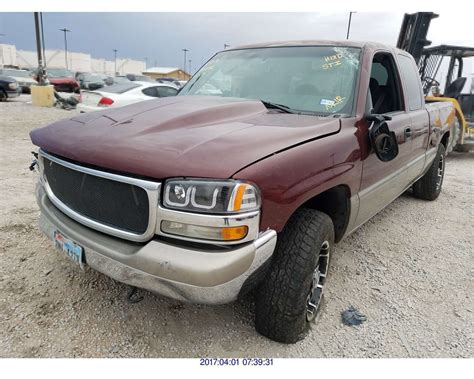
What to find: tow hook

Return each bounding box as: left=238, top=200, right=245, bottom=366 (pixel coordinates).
left=29, top=151, right=39, bottom=172
left=126, top=286, right=144, bottom=304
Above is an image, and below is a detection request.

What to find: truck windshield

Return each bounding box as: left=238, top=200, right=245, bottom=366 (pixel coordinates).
left=180, top=46, right=361, bottom=116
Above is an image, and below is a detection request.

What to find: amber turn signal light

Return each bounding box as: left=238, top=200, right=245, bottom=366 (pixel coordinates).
left=221, top=226, right=248, bottom=241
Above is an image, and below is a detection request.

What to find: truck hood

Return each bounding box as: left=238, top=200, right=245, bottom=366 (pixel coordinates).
left=30, top=96, right=340, bottom=179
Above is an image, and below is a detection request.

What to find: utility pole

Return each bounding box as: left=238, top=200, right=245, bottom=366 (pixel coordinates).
left=188, top=59, right=192, bottom=75
left=182, top=48, right=188, bottom=72
left=346, top=12, right=356, bottom=40
left=34, top=12, right=47, bottom=84
left=59, top=28, right=71, bottom=69
left=0, top=34, right=5, bottom=68
left=113, top=49, right=118, bottom=76
left=144, top=57, right=148, bottom=69
left=224, top=44, right=230, bottom=49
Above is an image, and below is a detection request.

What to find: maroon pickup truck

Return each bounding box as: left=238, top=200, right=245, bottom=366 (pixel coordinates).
left=30, top=41, right=454, bottom=343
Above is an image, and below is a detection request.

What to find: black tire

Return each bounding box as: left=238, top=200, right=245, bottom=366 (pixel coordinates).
left=255, top=208, right=334, bottom=343
left=0, top=90, right=7, bottom=102
left=413, top=143, right=446, bottom=201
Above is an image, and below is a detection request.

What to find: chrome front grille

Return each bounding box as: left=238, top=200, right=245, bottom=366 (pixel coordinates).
left=39, top=150, right=161, bottom=242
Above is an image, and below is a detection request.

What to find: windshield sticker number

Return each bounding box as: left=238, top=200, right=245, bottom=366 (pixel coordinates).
left=325, top=96, right=345, bottom=111
left=322, top=53, right=344, bottom=70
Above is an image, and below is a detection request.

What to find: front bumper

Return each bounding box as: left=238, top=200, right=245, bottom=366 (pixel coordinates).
left=6, top=88, right=21, bottom=98
left=36, top=183, right=277, bottom=304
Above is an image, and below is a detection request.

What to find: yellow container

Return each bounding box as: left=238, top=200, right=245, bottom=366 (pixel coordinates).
left=31, top=85, right=55, bottom=107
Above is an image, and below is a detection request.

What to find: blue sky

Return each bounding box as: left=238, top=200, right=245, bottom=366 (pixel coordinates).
left=0, top=12, right=472, bottom=73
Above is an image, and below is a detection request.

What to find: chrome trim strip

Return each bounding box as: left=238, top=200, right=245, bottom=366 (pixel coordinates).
left=39, top=149, right=161, bottom=243
left=155, top=205, right=260, bottom=245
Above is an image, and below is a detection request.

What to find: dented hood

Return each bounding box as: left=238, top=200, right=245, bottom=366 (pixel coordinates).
left=30, top=96, right=340, bottom=179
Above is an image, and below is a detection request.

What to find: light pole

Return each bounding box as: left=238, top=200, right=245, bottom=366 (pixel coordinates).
left=188, top=59, right=192, bottom=75
left=59, top=28, right=71, bottom=69
left=144, top=57, right=148, bottom=70
left=182, top=48, right=188, bottom=72
left=224, top=44, right=230, bottom=49
left=113, top=49, right=118, bottom=76
left=346, top=12, right=356, bottom=40
left=0, top=34, right=5, bottom=68
left=33, top=12, right=47, bottom=84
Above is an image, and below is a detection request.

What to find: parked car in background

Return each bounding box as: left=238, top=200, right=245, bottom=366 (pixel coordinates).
left=46, top=68, right=80, bottom=93
left=75, top=72, right=105, bottom=91
left=156, top=77, right=182, bottom=87
left=0, top=76, right=21, bottom=101
left=77, top=81, right=179, bottom=112
left=112, top=75, right=131, bottom=84
left=126, top=74, right=153, bottom=82
left=0, top=69, right=37, bottom=93
left=178, top=80, right=188, bottom=88
left=97, top=74, right=114, bottom=86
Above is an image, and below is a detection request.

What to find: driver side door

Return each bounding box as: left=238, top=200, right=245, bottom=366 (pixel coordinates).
left=356, top=51, right=413, bottom=226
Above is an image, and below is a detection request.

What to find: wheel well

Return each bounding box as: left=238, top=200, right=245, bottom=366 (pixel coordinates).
left=440, top=131, right=449, bottom=148
left=302, top=185, right=350, bottom=243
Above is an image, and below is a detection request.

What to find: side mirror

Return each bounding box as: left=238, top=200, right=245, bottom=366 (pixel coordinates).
left=367, top=114, right=398, bottom=162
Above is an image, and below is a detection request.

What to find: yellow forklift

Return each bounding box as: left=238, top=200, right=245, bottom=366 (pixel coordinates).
left=397, top=12, right=474, bottom=153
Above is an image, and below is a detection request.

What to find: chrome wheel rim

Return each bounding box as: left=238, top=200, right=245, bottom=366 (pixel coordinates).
left=436, top=153, right=445, bottom=191
left=306, top=240, right=330, bottom=322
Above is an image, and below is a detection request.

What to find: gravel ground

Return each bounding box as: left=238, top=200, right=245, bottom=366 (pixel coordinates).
left=1, top=96, right=473, bottom=358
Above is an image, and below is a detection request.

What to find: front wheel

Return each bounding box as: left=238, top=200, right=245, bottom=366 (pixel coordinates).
left=255, top=208, right=334, bottom=343
left=413, top=143, right=446, bottom=200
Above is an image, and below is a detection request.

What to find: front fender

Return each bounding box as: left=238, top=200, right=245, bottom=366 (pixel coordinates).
left=233, top=124, right=362, bottom=233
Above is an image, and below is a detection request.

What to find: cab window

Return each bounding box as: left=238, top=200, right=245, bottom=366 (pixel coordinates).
left=397, top=54, right=424, bottom=111
left=369, top=53, right=403, bottom=114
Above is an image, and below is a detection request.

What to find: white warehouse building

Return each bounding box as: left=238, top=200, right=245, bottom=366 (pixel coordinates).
left=0, top=43, right=145, bottom=75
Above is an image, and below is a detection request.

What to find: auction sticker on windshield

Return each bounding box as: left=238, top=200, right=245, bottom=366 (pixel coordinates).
left=53, top=231, right=85, bottom=269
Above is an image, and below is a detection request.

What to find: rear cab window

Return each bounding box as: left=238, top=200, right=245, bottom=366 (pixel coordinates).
left=397, top=54, right=424, bottom=111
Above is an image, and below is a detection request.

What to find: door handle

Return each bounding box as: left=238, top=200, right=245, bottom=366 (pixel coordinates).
left=404, top=127, right=413, bottom=138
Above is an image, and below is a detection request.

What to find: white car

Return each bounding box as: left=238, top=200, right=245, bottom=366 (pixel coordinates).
left=77, top=81, right=179, bottom=112
left=0, top=69, right=37, bottom=93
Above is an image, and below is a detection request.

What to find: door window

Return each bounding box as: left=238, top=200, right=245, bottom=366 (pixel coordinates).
left=369, top=53, right=404, bottom=114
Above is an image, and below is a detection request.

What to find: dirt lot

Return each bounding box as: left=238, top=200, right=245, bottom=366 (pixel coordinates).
left=0, top=96, right=472, bottom=358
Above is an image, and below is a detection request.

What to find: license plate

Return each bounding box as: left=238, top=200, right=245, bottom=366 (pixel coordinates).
left=53, top=231, right=85, bottom=269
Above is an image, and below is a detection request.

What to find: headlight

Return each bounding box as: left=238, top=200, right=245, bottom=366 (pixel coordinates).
left=8, top=82, right=18, bottom=90
left=163, top=179, right=260, bottom=214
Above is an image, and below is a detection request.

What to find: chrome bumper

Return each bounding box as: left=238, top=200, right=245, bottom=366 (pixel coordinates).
left=36, top=183, right=277, bottom=304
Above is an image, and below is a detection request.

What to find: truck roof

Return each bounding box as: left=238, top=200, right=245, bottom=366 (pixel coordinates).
left=228, top=39, right=399, bottom=52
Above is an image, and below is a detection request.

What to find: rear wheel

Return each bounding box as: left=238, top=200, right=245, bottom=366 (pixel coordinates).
left=255, top=208, right=334, bottom=343
left=413, top=143, right=446, bottom=200
left=0, top=90, right=7, bottom=102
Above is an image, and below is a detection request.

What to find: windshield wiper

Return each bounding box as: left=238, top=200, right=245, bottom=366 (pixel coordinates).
left=260, top=100, right=299, bottom=114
